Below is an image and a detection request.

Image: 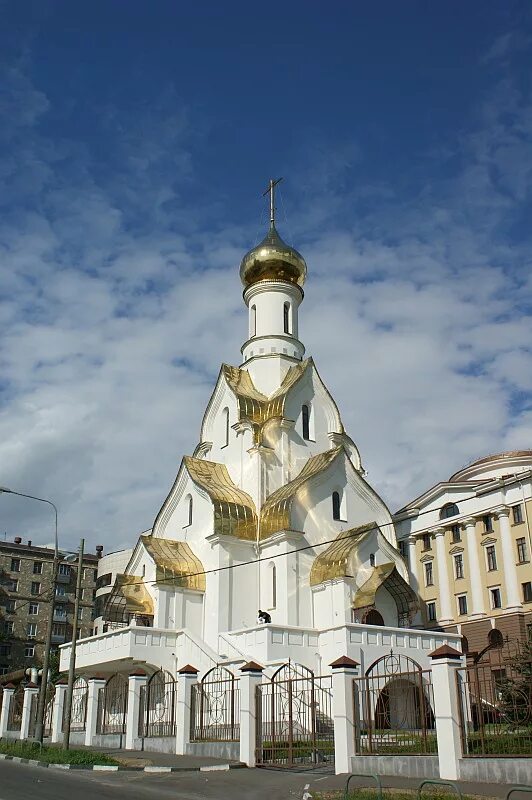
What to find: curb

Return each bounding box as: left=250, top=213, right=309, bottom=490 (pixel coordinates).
left=0, top=753, right=246, bottom=772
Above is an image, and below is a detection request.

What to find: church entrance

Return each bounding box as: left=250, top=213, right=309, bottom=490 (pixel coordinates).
left=255, top=662, right=334, bottom=770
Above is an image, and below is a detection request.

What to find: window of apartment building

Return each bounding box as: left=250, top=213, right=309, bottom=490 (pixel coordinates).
left=516, top=537, right=529, bottom=563
left=24, top=644, right=35, bottom=658
left=451, top=524, right=461, bottom=543
left=77, top=607, right=83, bottom=621
left=92, top=589, right=96, bottom=601
left=457, top=595, right=468, bottom=615
left=0, top=644, right=11, bottom=657
left=52, top=623, right=65, bottom=636
left=27, top=623, right=37, bottom=638
left=6, top=579, right=18, bottom=592
left=31, top=581, right=41, bottom=596
left=55, top=584, right=66, bottom=597
left=523, top=582, right=532, bottom=603
left=422, top=534, right=432, bottom=551
left=427, top=601, right=437, bottom=622
left=5, top=599, right=15, bottom=613
left=93, top=569, right=98, bottom=582
left=512, top=504, right=523, bottom=524
left=424, top=562, right=434, bottom=586
left=33, top=561, right=43, bottom=574
left=3, top=621, right=14, bottom=636
left=10, top=558, right=20, bottom=572
left=486, top=545, right=497, bottom=571
left=528, top=623, right=532, bottom=641
left=483, top=515, right=494, bottom=533
left=490, top=587, right=502, bottom=609
left=454, top=554, right=464, bottom=579
left=58, top=564, right=70, bottom=576
left=55, top=605, right=66, bottom=619
left=28, top=603, right=39, bottom=615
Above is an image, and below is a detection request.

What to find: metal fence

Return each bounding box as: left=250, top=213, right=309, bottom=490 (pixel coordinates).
left=97, top=673, right=128, bottom=735
left=353, top=653, right=437, bottom=755
left=190, top=666, right=240, bottom=742
left=256, top=662, right=334, bottom=768
left=141, top=670, right=176, bottom=737
left=457, top=647, right=531, bottom=757
left=62, top=676, right=88, bottom=732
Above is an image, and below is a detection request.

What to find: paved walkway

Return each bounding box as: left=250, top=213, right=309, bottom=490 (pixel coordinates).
left=78, top=744, right=241, bottom=768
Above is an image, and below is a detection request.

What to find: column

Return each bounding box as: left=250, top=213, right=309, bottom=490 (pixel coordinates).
left=407, top=536, right=420, bottom=593
left=239, top=661, right=264, bottom=767
left=429, top=645, right=464, bottom=780
left=51, top=679, right=68, bottom=743
left=175, top=665, right=198, bottom=755
left=20, top=683, right=39, bottom=741
left=463, top=517, right=486, bottom=618
left=0, top=684, right=15, bottom=737
left=330, top=656, right=359, bottom=775
left=125, top=670, right=147, bottom=750
left=84, top=676, right=106, bottom=747
left=495, top=507, right=523, bottom=611
left=433, top=528, right=453, bottom=624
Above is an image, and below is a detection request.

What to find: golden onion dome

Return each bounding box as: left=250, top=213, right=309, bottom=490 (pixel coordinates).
left=240, top=223, right=307, bottom=289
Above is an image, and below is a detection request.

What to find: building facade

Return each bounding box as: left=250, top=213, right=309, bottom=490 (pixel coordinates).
left=0, top=538, right=99, bottom=677
left=394, top=452, right=532, bottom=656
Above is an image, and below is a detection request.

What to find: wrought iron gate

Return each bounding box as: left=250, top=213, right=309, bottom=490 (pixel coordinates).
left=142, top=670, right=176, bottom=737
left=97, top=673, right=128, bottom=734
left=256, top=662, right=334, bottom=769
left=190, top=665, right=240, bottom=742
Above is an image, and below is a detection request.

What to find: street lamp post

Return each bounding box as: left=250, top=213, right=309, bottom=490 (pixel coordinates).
left=0, top=486, right=59, bottom=742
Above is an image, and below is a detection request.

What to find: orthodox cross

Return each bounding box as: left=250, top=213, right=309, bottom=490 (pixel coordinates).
left=263, top=177, right=283, bottom=225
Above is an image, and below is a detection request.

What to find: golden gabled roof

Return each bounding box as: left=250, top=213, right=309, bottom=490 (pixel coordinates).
left=223, top=359, right=310, bottom=444
left=353, top=563, right=418, bottom=613
left=260, top=446, right=343, bottom=539
left=105, top=574, right=154, bottom=622
left=184, top=456, right=257, bottom=540
left=309, top=523, right=376, bottom=587
left=141, top=535, right=206, bottom=591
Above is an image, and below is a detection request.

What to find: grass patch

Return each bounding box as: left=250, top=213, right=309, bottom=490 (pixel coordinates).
left=464, top=731, right=531, bottom=755
left=0, top=739, right=120, bottom=765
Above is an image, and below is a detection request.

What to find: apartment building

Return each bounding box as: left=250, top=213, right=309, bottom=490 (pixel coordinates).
left=0, top=537, right=99, bottom=675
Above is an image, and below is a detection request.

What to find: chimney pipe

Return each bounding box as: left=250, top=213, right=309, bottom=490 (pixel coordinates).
left=96, top=545, right=104, bottom=559
left=14, top=537, right=22, bottom=544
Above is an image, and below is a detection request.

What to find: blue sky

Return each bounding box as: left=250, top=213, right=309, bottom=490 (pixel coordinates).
left=1, top=1, right=531, bottom=552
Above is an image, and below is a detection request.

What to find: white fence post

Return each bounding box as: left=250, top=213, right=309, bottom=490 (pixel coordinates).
left=125, top=670, right=147, bottom=750
left=84, top=676, right=106, bottom=747
left=330, top=656, right=359, bottom=775
left=20, top=683, right=39, bottom=740
left=429, top=644, right=464, bottom=780
left=175, top=665, right=198, bottom=755
left=51, top=680, right=68, bottom=743
left=0, top=685, right=15, bottom=737
left=239, top=661, right=264, bottom=767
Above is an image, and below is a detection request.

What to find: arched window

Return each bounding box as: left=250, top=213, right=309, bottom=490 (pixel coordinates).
left=332, top=491, right=341, bottom=521
left=363, top=609, right=384, bottom=626
left=222, top=407, right=229, bottom=448
left=283, top=302, right=290, bottom=334
left=440, top=502, right=459, bottom=519
left=302, top=404, right=310, bottom=440
left=184, top=494, right=193, bottom=527
left=488, top=628, right=504, bottom=649
left=250, top=305, right=256, bottom=337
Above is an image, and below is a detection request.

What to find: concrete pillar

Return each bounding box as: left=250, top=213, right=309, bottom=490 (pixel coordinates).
left=21, top=683, right=39, bottom=740
left=330, top=656, right=359, bottom=775
left=407, top=535, right=420, bottom=593
left=433, top=528, right=453, bottom=624
left=51, top=680, right=68, bottom=743
left=175, top=665, right=198, bottom=755
left=0, top=685, right=15, bottom=737
left=495, top=507, right=523, bottom=611
left=429, top=645, right=464, bottom=780
left=84, top=676, right=106, bottom=747
left=239, top=661, right=264, bottom=767
left=463, top=517, right=485, bottom=618
left=125, top=670, right=147, bottom=750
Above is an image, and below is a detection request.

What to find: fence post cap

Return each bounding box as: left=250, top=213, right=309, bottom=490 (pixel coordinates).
left=178, top=664, right=199, bottom=675
left=329, top=656, right=360, bottom=669
left=240, top=661, right=264, bottom=673
left=129, top=669, right=147, bottom=677
left=88, top=673, right=107, bottom=681
left=429, top=644, right=463, bottom=660
left=25, top=682, right=39, bottom=689
left=55, top=676, right=69, bottom=685
left=3, top=683, right=16, bottom=689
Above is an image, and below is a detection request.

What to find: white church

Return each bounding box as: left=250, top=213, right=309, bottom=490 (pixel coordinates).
left=61, top=184, right=460, bottom=681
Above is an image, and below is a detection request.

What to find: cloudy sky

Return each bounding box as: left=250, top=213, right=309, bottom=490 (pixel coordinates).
left=1, top=2, right=531, bottom=553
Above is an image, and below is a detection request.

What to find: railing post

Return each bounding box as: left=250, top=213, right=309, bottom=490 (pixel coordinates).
left=21, top=683, right=39, bottom=740
left=84, top=675, right=106, bottom=747
left=125, top=670, right=147, bottom=750
left=176, top=665, right=198, bottom=755
left=0, top=684, right=15, bottom=738
left=239, top=661, right=264, bottom=767
left=330, top=656, right=360, bottom=775
left=429, top=645, right=464, bottom=780
left=51, top=679, right=68, bottom=743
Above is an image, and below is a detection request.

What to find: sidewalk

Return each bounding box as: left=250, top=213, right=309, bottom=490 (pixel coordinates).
left=77, top=744, right=242, bottom=769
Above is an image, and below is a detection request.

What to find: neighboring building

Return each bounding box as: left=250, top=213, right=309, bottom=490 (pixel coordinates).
left=61, top=191, right=461, bottom=680
left=0, top=537, right=100, bottom=675
left=394, top=451, right=532, bottom=655
left=93, top=546, right=134, bottom=635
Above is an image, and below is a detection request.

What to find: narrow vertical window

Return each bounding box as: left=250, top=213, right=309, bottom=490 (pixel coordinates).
left=270, top=563, right=276, bottom=609
left=283, top=302, right=290, bottom=334
left=332, top=491, right=341, bottom=521
left=250, top=304, right=256, bottom=337
left=302, top=404, right=310, bottom=440
left=184, top=494, right=193, bottom=527
left=222, top=407, right=229, bottom=447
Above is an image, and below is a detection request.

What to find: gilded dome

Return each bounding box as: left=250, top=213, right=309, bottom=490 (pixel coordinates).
left=240, top=223, right=307, bottom=289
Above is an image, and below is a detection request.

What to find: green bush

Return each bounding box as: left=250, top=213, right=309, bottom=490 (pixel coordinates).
left=0, top=739, right=119, bottom=765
